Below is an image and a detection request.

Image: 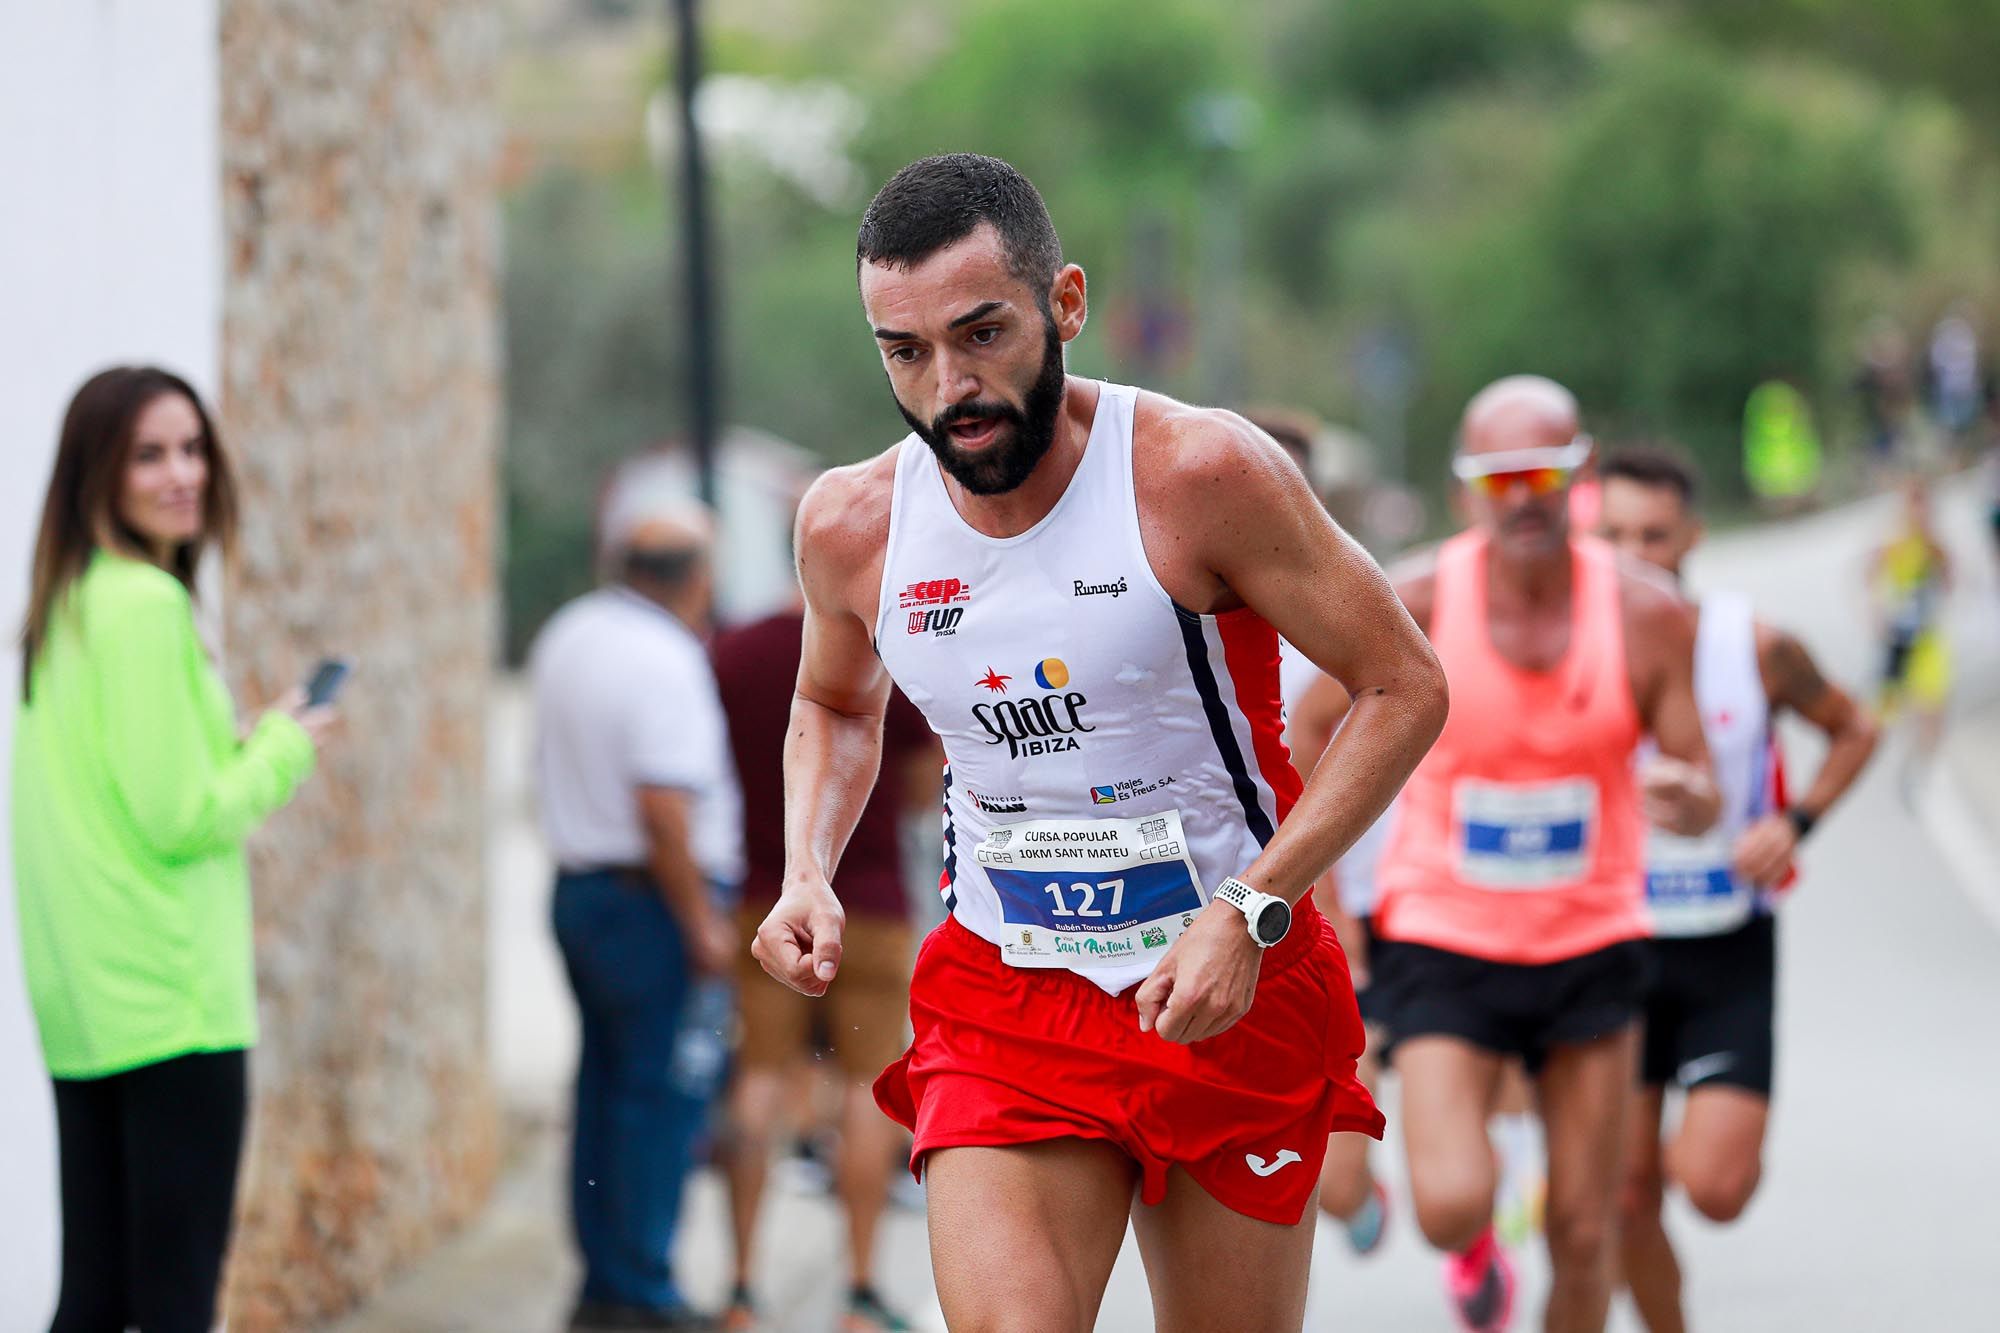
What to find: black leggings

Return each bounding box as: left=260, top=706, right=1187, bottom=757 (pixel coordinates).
left=49, top=1049, right=248, bottom=1333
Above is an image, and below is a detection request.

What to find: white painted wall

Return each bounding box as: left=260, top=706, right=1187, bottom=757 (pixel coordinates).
left=0, top=4, right=220, bottom=1324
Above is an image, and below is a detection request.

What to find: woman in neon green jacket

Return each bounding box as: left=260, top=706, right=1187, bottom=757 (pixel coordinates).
left=12, top=366, right=332, bottom=1333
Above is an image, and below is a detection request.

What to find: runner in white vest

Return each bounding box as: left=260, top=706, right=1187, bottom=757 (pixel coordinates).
left=752, top=154, right=1448, bottom=1333
left=1596, top=446, right=1879, bottom=1333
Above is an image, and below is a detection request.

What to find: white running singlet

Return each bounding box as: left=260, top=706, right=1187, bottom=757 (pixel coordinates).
left=1644, top=592, right=1781, bottom=937
left=874, top=382, right=1301, bottom=995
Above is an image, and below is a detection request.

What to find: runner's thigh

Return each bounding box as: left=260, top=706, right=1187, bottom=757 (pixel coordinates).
left=924, top=1139, right=1136, bottom=1333
left=1395, top=1035, right=1507, bottom=1224
left=1538, top=1027, right=1637, bottom=1239
left=1131, top=1164, right=1317, bottom=1333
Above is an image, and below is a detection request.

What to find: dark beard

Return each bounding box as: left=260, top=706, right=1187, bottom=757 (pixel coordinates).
left=897, top=320, right=1066, bottom=497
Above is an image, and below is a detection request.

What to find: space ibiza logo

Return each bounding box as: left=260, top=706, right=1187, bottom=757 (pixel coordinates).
left=971, top=657, right=1095, bottom=759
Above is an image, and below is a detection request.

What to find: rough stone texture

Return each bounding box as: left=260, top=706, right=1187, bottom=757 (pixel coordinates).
left=216, top=3, right=504, bottom=1327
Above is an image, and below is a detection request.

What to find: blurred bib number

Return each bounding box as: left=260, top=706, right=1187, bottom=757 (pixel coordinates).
left=1453, top=779, right=1597, bottom=890
left=975, top=810, right=1205, bottom=970
left=1645, top=828, right=1752, bottom=937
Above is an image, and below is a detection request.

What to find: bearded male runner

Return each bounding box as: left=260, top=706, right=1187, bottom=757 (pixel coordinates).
left=1595, top=445, right=1878, bottom=1333
left=752, top=154, right=1448, bottom=1333
left=1370, top=377, right=1720, bottom=1333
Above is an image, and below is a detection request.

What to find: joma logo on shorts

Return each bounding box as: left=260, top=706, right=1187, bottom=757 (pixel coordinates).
left=1245, top=1149, right=1302, bottom=1177
left=972, top=692, right=1095, bottom=758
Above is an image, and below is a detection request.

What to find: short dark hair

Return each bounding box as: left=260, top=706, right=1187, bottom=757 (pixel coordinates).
left=857, top=154, right=1063, bottom=298
left=1600, top=443, right=1700, bottom=510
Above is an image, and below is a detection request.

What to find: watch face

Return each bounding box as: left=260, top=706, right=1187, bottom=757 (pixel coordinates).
left=1255, top=898, right=1291, bottom=946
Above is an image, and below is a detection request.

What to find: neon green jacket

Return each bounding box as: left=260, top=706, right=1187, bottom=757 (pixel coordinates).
left=11, top=552, right=314, bottom=1079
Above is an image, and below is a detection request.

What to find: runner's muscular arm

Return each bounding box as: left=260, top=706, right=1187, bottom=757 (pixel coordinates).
left=1132, top=410, right=1445, bottom=1043
left=1288, top=672, right=1370, bottom=981
left=1172, top=414, right=1448, bottom=904
left=1624, top=575, right=1721, bottom=835
left=1734, top=625, right=1880, bottom=886
left=753, top=463, right=896, bottom=996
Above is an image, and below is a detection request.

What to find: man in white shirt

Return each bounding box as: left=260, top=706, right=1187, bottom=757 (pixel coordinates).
left=531, top=496, right=742, bottom=1333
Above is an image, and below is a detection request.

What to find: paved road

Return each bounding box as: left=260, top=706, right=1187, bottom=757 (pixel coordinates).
left=339, top=481, right=2000, bottom=1332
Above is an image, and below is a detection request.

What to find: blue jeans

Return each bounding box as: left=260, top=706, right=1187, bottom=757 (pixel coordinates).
left=552, top=871, right=731, bottom=1310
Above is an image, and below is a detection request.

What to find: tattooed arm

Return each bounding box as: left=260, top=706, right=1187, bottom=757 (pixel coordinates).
left=1733, top=625, right=1881, bottom=886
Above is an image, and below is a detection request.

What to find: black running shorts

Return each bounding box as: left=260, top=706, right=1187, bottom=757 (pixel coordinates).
left=1640, top=914, right=1776, bottom=1098
left=1354, top=913, right=1382, bottom=1026
left=1369, top=935, right=1650, bottom=1074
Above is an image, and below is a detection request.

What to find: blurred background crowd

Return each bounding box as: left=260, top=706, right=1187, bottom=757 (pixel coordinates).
left=4, top=1, right=2000, bottom=1330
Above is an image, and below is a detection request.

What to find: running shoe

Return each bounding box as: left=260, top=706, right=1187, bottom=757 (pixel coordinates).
left=1342, top=1179, right=1391, bottom=1257
left=843, top=1284, right=916, bottom=1333
left=1443, top=1228, right=1515, bottom=1333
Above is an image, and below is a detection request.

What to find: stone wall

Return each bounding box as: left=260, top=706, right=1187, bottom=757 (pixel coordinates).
left=215, top=3, right=504, bottom=1327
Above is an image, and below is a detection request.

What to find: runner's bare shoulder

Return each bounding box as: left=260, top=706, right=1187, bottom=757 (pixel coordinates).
left=796, top=448, right=899, bottom=619
left=1129, top=391, right=1301, bottom=507
left=1125, top=393, right=1325, bottom=609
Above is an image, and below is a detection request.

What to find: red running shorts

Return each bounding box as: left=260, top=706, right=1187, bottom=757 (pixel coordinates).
left=873, top=903, right=1384, bottom=1226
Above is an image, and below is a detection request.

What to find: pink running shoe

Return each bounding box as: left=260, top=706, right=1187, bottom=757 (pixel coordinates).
left=1443, top=1226, right=1515, bottom=1333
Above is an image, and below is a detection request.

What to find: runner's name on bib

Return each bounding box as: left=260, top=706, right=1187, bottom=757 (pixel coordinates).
left=1452, top=778, right=1597, bottom=890
left=973, top=810, right=1206, bottom=970
left=1645, top=829, right=1753, bottom=937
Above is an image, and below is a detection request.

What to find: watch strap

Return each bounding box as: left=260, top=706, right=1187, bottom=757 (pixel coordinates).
left=1213, top=876, right=1287, bottom=948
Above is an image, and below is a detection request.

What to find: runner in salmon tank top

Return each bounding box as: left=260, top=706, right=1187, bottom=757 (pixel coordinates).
left=1595, top=445, right=1879, bottom=1333
left=750, top=154, right=1449, bottom=1333
left=1372, top=376, right=1721, bottom=1333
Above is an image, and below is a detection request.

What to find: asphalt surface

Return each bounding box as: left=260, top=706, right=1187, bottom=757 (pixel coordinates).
left=339, top=478, right=2000, bottom=1332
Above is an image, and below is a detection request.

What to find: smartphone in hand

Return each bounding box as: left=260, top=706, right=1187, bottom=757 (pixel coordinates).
left=303, top=657, right=352, bottom=709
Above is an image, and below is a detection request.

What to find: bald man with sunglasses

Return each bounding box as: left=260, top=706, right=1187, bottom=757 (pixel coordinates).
left=1370, top=376, right=1719, bottom=1333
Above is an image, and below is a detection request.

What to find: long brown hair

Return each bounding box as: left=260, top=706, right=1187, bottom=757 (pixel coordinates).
left=21, top=366, right=239, bottom=701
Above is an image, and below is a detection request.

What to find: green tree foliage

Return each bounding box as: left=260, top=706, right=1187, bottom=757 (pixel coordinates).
left=1674, top=0, right=2000, bottom=122
left=1276, top=0, right=1583, bottom=113
left=1420, top=44, right=1908, bottom=482
left=497, top=0, right=1998, bottom=651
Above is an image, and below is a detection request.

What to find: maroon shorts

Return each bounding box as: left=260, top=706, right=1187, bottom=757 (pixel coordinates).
left=873, top=904, right=1384, bottom=1226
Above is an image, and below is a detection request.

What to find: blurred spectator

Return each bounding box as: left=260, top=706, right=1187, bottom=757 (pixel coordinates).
left=12, top=367, right=331, bottom=1333
left=531, top=496, right=741, bottom=1332
left=1925, top=306, right=1985, bottom=446
left=712, top=598, right=939, bottom=1333
left=1869, top=474, right=1955, bottom=766
left=1742, top=378, right=1823, bottom=512
left=1854, top=317, right=1916, bottom=463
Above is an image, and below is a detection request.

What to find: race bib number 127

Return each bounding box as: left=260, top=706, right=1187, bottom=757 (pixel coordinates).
left=974, top=810, right=1206, bottom=970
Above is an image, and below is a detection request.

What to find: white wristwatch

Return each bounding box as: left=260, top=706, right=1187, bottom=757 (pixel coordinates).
left=1211, top=876, right=1293, bottom=949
